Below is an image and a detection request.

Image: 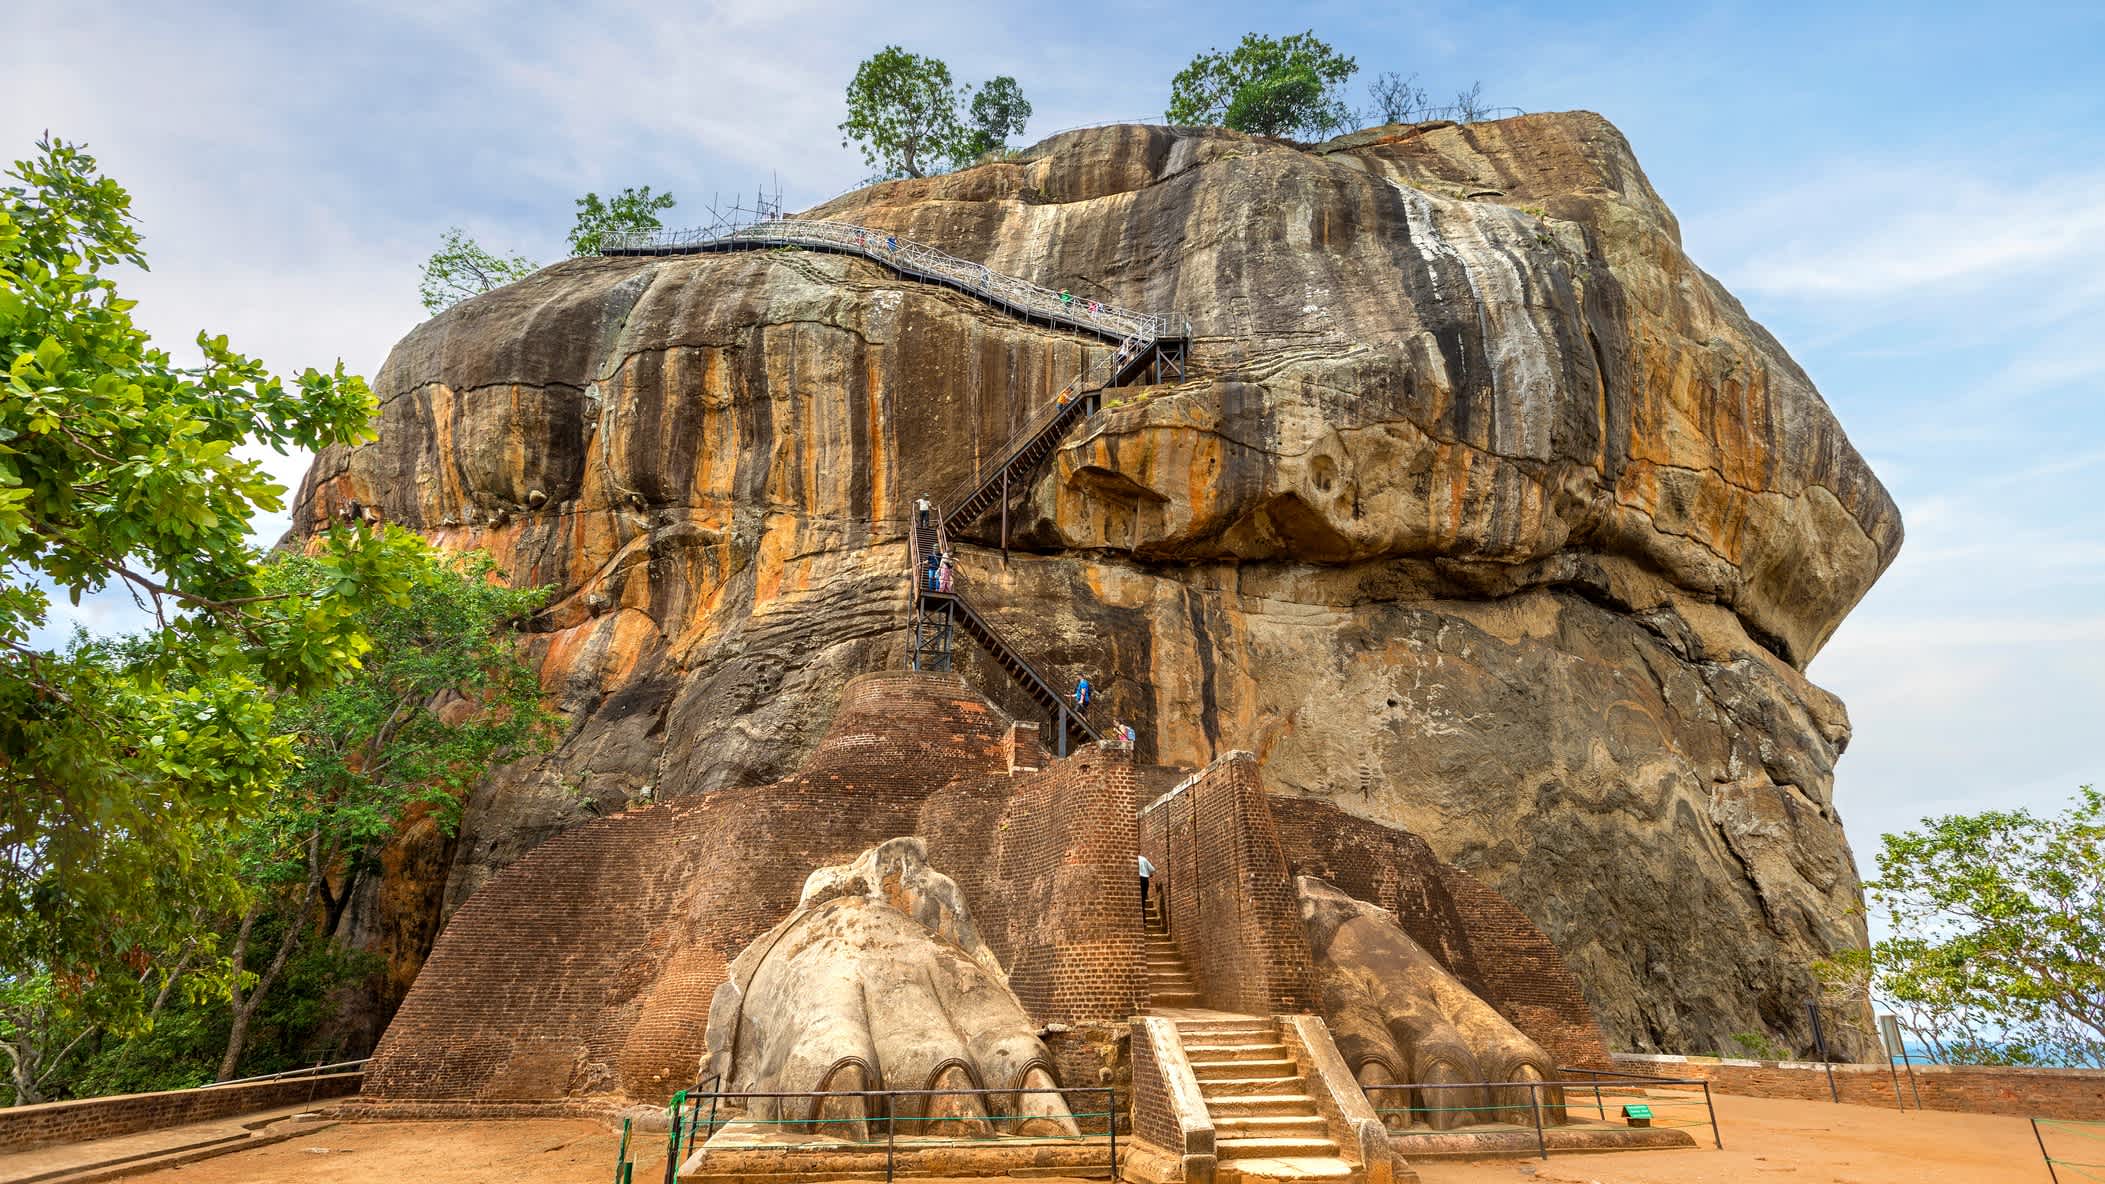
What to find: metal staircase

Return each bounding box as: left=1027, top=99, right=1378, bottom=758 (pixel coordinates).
left=606, top=218, right=1180, bottom=758
left=908, top=502, right=1100, bottom=755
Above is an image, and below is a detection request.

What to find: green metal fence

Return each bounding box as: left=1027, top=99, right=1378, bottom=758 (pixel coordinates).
left=1360, top=1068, right=1721, bottom=1159
left=655, top=1083, right=1118, bottom=1184
left=2034, top=1116, right=2105, bottom=1182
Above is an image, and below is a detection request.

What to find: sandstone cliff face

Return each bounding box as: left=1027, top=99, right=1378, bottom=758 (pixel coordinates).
left=298, top=112, right=1899, bottom=1058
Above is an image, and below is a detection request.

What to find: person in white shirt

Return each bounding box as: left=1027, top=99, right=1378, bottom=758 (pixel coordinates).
left=1138, top=853, right=1156, bottom=922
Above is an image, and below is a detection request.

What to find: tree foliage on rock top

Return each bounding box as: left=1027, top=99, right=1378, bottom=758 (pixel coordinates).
left=0, top=134, right=419, bottom=1100
left=1167, top=30, right=1358, bottom=140
left=418, top=227, right=539, bottom=314
left=1816, top=786, right=2105, bottom=1068
left=567, top=186, right=677, bottom=256
left=840, top=46, right=971, bottom=180
left=958, top=75, right=1032, bottom=165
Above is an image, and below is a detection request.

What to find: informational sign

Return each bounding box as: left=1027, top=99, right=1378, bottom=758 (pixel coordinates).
left=1879, top=1014, right=1908, bottom=1061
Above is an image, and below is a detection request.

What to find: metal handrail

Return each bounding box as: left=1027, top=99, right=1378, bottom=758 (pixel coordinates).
left=600, top=217, right=1179, bottom=342
left=201, top=1058, right=368, bottom=1088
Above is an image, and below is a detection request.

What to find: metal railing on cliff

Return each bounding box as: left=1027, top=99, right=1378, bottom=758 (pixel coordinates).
left=598, top=217, right=1181, bottom=343
left=598, top=217, right=1186, bottom=536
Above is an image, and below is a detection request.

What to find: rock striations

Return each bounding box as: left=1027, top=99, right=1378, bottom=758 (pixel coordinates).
left=297, top=112, right=1900, bottom=1059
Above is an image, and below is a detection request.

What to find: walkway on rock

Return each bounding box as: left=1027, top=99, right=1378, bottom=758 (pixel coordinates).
left=603, top=218, right=1186, bottom=752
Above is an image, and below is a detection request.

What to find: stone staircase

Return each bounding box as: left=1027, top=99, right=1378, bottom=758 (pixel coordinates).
left=1178, top=1016, right=1353, bottom=1181
left=1144, top=904, right=1200, bottom=1008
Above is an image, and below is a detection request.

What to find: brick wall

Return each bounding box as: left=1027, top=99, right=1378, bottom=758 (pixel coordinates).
left=0, top=1073, right=362, bottom=1153
left=1128, top=1019, right=1178, bottom=1151
left=1269, top=796, right=1610, bottom=1069
left=1615, top=1053, right=2105, bottom=1120
left=365, top=672, right=1145, bottom=1106
left=1138, top=753, right=1316, bottom=1015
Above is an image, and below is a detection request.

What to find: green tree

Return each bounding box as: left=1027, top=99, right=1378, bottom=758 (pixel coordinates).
left=1817, top=786, right=2105, bottom=1067
left=1, top=134, right=411, bottom=1050
left=214, top=545, right=551, bottom=1078
left=957, top=76, right=1032, bottom=165
left=567, top=186, right=677, bottom=255
left=1166, top=31, right=1359, bottom=140
left=840, top=46, right=968, bottom=179
left=418, top=227, right=539, bottom=314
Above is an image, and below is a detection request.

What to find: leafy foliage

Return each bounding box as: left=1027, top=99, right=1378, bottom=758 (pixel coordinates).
left=1166, top=31, right=1358, bottom=139
left=567, top=186, right=677, bottom=256
left=840, top=46, right=969, bottom=179
left=417, top=227, right=539, bottom=314
left=958, top=76, right=1032, bottom=165
left=212, top=543, right=552, bottom=1077
left=1816, top=786, right=2105, bottom=1067
left=0, top=133, right=414, bottom=1101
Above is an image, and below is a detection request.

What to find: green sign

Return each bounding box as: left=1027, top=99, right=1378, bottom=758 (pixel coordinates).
left=1622, top=1103, right=1654, bottom=1120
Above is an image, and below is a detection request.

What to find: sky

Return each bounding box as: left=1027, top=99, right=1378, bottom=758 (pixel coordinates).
left=12, top=0, right=2103, bottom=867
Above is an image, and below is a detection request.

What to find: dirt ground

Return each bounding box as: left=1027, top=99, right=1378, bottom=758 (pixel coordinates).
left=117, top=1093, right=2058, bottom=1184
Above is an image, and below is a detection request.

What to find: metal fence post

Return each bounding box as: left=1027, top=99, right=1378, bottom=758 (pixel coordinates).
left=2036, top=1118, right=2063, bottom=1184
left=1107, top=1087, right=1118, bottom=1178
left=1530, top=1083, right=1547, bottom=1159
left=1703, top=1081, right=1722, bottom=1149
left=885, top=1095, right=897, bottom=1184
left=1807, top=1002, right=1838, bottom=1103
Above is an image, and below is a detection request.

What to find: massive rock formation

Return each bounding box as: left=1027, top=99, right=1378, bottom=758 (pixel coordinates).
left=298, top=112, right=1899, bottom=1058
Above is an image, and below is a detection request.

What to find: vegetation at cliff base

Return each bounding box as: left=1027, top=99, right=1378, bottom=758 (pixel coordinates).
left=0, top=135, right=553, bottom=1103
left=1817, top=785, right=2105, bottom=1068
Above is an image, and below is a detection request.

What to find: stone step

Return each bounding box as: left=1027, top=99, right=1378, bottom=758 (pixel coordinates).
left=1205, top=1094, right=1321, bottom=1117
left=1175, top=1018, right=1273, bottom=1034
left=1196, top=1074, right=1308, bottom=1098
left=1216, top=1135, right=1341, bottom=1160
left=1215, top=1154, right=1356, bottom=1181
left=1184, top=1043, right=1289, bottom=1062
left=1216, top=1115, right=1331, bottom=1140
left=1191, top=1058, right=1298, bottom=1079
left=1181, top=1030, right=1280, bottom=1047
left=1150, top=992, right=1201, bottom=1006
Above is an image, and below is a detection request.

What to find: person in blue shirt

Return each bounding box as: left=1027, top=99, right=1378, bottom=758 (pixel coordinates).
left=1073, top=675, right=1092, bottom=713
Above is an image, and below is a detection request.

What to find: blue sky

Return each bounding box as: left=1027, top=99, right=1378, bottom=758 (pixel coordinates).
left=14, top=0, right=2103, bottom=864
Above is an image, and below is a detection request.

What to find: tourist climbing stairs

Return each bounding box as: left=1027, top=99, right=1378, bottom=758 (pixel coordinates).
left=1178, top=1017, right=1353, bottom=1180
left=599, top=216, right=1186, bottom=540
left=930, top=587, right=1100, bottom=750
left=908, top=502, right=1099, bottom=752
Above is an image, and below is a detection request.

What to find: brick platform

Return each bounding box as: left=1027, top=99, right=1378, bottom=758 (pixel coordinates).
left=363, top=672, right=1144, bottom=1105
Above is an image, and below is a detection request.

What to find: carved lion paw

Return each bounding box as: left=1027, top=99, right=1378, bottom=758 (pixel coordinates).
left=706, top=838, right=1077, bottom=1139
left=1298, top=876, right=1564, bottom=1130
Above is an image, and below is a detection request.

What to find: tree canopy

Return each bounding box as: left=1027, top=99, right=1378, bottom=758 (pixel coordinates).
left=1167, top=31, right=1358, bottom=140
left=567, top=186, right=677, bottom=255
left=1818, top=786, right=2105, bottom=1067
left=959, top=76, right=1032, bottom=164
left=840, top=46, right=970, bottom=179
left=418, top=228, right=539, bottom=314
left=0, top=135, right=421, bottom=1098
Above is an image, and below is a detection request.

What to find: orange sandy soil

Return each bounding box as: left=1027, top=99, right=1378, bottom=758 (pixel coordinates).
left=117, top=1094, right=2057, bottom=1184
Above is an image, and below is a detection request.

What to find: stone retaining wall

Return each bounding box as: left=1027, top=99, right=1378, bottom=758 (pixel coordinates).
left=0, top=1072, right=362, bottom=1152
left=1614, top=1052, right=2105, bottom=1119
